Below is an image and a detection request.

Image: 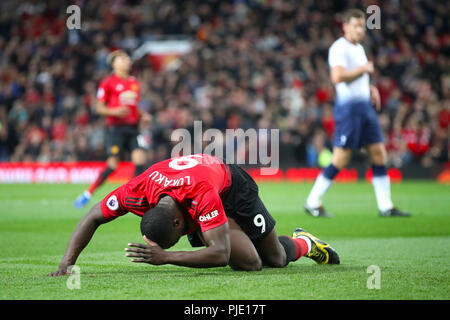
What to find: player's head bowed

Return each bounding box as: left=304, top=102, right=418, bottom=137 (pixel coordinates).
left=140, top=195, right=185, bottom=249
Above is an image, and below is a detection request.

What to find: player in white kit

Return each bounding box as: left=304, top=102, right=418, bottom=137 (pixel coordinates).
left=304, top=9, right=410, bottom=217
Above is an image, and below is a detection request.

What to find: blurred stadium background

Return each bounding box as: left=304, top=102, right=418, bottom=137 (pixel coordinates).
left=1, top=0, right=450, bottom=302
left=0, top=0, right=448, bottom=184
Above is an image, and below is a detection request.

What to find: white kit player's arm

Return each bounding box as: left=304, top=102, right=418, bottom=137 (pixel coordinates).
left=330, top=62, right=374, bottom=85
left=369, top=84, right=381, bottom=111
left=328, top=40, right=374, bottom=85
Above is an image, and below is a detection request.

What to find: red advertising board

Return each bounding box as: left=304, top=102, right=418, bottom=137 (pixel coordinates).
left=0, top=162, right=404, bottom=184
left=0, top=162, right=134, bottom=184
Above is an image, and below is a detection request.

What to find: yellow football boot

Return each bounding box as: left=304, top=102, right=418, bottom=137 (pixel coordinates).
left=293, top=228, right=340, bottom=264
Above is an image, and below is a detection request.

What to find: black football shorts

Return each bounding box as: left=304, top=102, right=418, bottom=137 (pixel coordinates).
left=106, top=125, right=147, bottom=157
left=187, top=164, right=276, bottom=247
left=221, top=164, right=276, bottom=242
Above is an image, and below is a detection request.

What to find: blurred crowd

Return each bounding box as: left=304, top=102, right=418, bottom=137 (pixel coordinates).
left=0, top=0, right=448, bottom=169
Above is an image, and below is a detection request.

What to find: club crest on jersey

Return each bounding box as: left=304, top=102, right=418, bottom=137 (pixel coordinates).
left=130, top=83, right=139, bottom=91
left=106, top=195, right=119, bottom=211
left=340, top=135, right=347, bottom=145
left=198, top=210, right=219, bottom=222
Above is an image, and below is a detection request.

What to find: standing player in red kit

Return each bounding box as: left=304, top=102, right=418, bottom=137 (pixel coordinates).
left=50, top=154, right=339, bottom=275
left=74, top=50, right=151, bottom=209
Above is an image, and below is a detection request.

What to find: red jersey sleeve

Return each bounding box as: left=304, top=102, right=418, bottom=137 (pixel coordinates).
left=189, top=183, right=228, bottom=232
left=97, top=78, right=109, bottom=103
left=100, top=185, right=130, bottom=220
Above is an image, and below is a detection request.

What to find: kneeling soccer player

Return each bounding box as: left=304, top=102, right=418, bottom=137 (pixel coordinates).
left=48, top=154, right=339, bottom=275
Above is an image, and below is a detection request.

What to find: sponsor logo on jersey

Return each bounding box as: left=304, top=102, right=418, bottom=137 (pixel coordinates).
left=198, top=210, right=219, bottom=222
left=119, top=90, right=138, bottom=105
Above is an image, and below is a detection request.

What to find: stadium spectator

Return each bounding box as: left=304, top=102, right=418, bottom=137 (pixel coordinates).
left=0, top=0, right=447, bottom=172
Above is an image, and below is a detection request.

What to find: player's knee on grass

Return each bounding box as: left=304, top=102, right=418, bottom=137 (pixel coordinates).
left=228, top=223, right=263, bottom=271
left=255, top=231, right=289, bottom=268
left=260, top=251, right=287, bottom=268
left=229, top=256, right=263, bottom=271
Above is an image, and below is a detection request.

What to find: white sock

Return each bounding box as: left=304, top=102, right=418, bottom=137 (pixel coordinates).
left=297, top=235, right=312, bottom=254
left=306, top=174, right=333, bottom=208
left=372, top=175, right=394, bottom=212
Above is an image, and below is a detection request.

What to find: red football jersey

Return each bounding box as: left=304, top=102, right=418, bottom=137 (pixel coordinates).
left=100, top=154, right=232, bottom=233
left=97, top=73, right=140, bottom=127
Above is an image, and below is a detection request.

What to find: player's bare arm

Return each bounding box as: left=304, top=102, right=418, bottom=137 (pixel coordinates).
left=96, top=100, right=129, bottom=118
left=369, top=84, right=381, bottom=111
left=126, top=223, right=231, bottom=268
left=330, top=62, right=373, bottom=85
left=47, top=202, right=110, bottom=276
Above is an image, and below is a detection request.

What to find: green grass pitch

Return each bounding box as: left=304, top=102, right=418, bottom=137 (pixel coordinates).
left=0, top=181, right=449, bottom=300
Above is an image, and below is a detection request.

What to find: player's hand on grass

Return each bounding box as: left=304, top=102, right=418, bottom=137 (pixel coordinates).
left=125, top=236, right=167, bottom=265
left=47, top=265, right=72, bottom=277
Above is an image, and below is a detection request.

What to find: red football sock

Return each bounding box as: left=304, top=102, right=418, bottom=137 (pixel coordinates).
left=87, top=176, right=103, bottom=194
left=88, top=167, right=115, bottom=194
left=291, top=237, right=310, bottom=261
